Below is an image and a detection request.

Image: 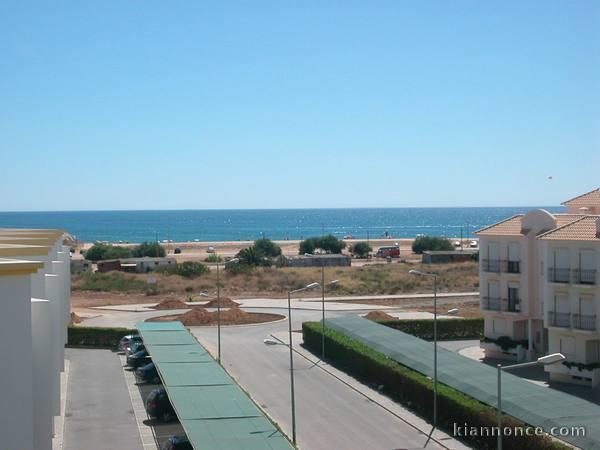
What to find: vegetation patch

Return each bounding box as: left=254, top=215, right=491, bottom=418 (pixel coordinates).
left=68, top=326, right=136, bottom=348
left=72, top=271, right=151, bottom=292
left=302, top=322, right=568, bottom=450
left=481, top=335, right=528, bottom=351
left=379, top=318, right=484, bottom=340
left=412, top=236, right=454, bottom=254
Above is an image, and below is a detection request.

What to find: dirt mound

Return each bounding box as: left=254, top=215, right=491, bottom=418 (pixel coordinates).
left=365, top=310, right=396, bottom=321
left=203, top=297, right=240, bottom=308
left=178, top=307, right=213, bottom=325
left=70, top=312, right=83, bottom=324
left=153, top=299, right=190, bottom=310
left=148, top=306, right=284, bottom=326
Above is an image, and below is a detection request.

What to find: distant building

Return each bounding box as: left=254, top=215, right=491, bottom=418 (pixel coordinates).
left=70, top=259, right=92, bottom=274
left=476, top=188, right=600, bottom=388
left=282, top=254, right=351, bottom=268
left=421, top=250, right=478, bottom=264
left=97, top=257, right=177, bottom=273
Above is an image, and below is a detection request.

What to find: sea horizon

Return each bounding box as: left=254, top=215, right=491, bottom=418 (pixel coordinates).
left=0, top=206, right=565, bottom=244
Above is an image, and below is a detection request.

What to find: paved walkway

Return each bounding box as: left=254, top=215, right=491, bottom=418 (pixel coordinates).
left=63, top=348, right=143, bottom=450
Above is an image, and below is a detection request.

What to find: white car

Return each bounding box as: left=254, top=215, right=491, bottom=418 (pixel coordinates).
left=206, top=246, right=215, bottom=253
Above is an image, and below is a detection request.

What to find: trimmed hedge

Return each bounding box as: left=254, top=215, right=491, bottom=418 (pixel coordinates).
left=68, top=326, right=136, bottom=348
left=481, top=335, right=528, bottom=351
left=377, top=318, right=483, bottom=340
left=302, top=322, right=568, bottom=450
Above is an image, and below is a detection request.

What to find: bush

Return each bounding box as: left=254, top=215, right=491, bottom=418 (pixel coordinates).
left=379, top=318, right=484, bottom=340
left=412, top=236, right=454, bottom=254
left=204, top=254, right=222, bottom=263
left=350, top=242, right=372, bottom=258
left=132, top=241, right=166, bottom=257
left=85, top=243, right=133, bottom=261
left=481, top=335, right=528, bottom=351
left=302, top=322, right=568, bottom=450
left=253, top=238, right=282, bottom=257
left=177, top=261, right=209, bottom=278
left=68, top=326, right=136, bottom=348
left=299, top=235, right=346, bottom=255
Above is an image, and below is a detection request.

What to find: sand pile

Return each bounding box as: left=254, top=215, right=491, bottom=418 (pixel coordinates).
left=70, top=312, right=83, bottom=324
left=365, top=310, right=395, bottom=321
left=203, top=297, right=240, bottom=308
left=178, top=307, right=213, bottom=325
left=153, top=299, right=189, bottom=310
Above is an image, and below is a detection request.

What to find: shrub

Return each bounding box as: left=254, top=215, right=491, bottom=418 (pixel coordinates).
left=253, top=238, right=282, bottom=257
left=68, top=326, right=136, bottom=348
left=350, top=242, right=372, bottom=258
left=481, top=335, right=528, bottom=351
left=84, top=243, right=133, bottom=261
left=379, top=318, right=484, bottom=340
left=204, top=254, right=222, bottom=263
left=299, top=235, right=346, bottom=255
left=412, top=236, right=454, bottom=254
left=132, top=241, right=166, bottom=257
left=236, top=246, right=271, bottom=267
left=176, top=261, right=209, bottom=278
left=302, top=322, right=569, bottom=450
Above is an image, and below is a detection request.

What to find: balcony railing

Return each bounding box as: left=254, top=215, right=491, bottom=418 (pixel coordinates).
left=548, top=311, right=571, bottom=328
left=503, top=297, right=521, bottom=313
left=502, top=260, right=521, bottom=274
left=548, top=268, right=570, bottom=283
left=572, top=269, right=597, bottom=285
left=482, top=296, right=502, bottom=311
left=573, top=314, right=597, bottom=331
left=482, top=259, right=501, bottom=273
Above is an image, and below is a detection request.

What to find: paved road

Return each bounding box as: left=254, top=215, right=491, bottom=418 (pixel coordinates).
left=189, top=310, right=452, bottom=450
left=63, top=348, right=143, bottom=450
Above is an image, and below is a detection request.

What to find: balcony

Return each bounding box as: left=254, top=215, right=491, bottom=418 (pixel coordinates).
left=482, top=259, right=501, bottom=273
left=572, top=269, right=597, bottom=285
left=505, top=260, right=521, bottom=274
left=482, top=296, right=501, bottom=311
left=548, top=268, right=570, bottom=283
left=548, top=311, right=571, bottom=328
left=573, top=314, right=597, bottom=331
left=503, top=297, right=521, bottom=313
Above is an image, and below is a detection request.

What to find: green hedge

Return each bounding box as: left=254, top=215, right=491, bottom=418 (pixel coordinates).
left=68, top=326, right=136, bottom=348
left=302, top=322, right=568, bottom=450
left=481, top=335, right=528, bottom=351
left=376, top=318, right=483, bottom=340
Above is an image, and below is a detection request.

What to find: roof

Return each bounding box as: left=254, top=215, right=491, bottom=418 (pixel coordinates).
left=0, top=244, right=51, bottom=257
left=287, top=254, right=350, bottom=259
left=562, top=188, right=600, bottom=208
left=326, top=316, right=600, bottom=450
left=422, top=250, right=478, bottom=255
left=135, top=321, right=293, bottom=450
left=538, top=216, right=600, bottom=241
left=475, top=215, right=524, bottom=236
left=0, top=258, right=44, bottom=276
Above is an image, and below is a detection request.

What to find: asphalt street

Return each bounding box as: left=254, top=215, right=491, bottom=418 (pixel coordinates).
left=63, top=348, right=143, bottom=450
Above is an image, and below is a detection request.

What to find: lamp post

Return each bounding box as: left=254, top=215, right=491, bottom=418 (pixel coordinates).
left=496, top=353, right=565, bottom=450
left=319, top=264, right=338, bottom=361
left=214, top=254, right=238, bottom=364
left=264, top=282, right=319, bottom=445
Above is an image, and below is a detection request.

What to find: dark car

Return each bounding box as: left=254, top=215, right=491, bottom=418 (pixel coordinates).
left=161, top=435, right=192, bottom=450
left=174, top=247, right=182, bottom=254
left=126, top=340, right=145, bottom=357
left=127, top=349, right=149, bottom=368
left=119, top=334, right=141, bottom=352
left=146, top=387, right=176, bottom=422
left=135, top=362, right=161, bottom=384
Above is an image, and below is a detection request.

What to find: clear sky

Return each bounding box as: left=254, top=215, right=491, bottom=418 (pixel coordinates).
left=1, top=1, right=598, bottom=211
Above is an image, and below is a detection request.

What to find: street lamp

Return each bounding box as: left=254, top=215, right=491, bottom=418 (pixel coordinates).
left=408, top=269, right=439, bottom=430
left=214, top=254, right=238, bottom=364
left=496, top=353, right=565, bottom=450
left=320, top=269, right=339, bottom=361
left=263, top=282, right=319, bottom=445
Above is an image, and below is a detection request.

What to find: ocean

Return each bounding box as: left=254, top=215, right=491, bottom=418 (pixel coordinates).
left=0, top=207, right=564, bottom=243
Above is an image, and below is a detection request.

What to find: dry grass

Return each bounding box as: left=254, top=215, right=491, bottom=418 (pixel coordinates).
left=71, top=261, right=479, bottom=306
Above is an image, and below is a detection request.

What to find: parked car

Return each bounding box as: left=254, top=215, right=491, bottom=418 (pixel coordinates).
left=135, top=362, right=161, bottom=384
left=119, top=334, right=141, bottom=352
left=206, top=246, right=215, bottom=253
left=127, top=349, right=149, bottom=368
left=174, top=247, right=182, bottom=254
left=126, top=341, right=145, bottom=357
left=146, top=387, right=176, bottom=422
left=375, top=246, right=400, bottom=258
left=161, top=435, right=192, bottom=450
left=469, top=240, right=478, bottom=248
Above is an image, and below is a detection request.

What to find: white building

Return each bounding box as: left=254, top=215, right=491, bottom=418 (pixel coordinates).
left=0, top=229, right=70, bottom=449
left=476, top=188, right=600, bottom=388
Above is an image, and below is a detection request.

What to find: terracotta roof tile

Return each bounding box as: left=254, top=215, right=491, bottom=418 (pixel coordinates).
left=475, top=215, right=524, bottom=236
left=562, top=188, right=600, bottom=208
left=538, top=216, right=600, bottom=241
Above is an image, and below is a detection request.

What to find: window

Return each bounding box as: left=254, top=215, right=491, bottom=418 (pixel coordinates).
left=507, top=285, right=520, bottom=311
left=586, top=340, right=600, bottom=364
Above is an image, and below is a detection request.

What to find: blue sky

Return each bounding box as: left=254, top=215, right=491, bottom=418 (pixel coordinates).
left=1, top=1, right=598, bottom=211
